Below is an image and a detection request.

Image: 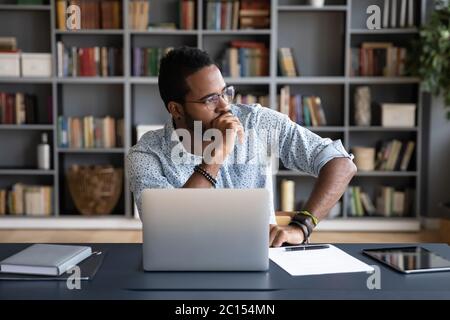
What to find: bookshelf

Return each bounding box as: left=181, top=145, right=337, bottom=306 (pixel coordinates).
left=0, top=0, right=426, bottom=230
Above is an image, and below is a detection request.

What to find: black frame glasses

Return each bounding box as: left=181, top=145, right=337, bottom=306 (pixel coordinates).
left=184, top=86, right=235, bottom=110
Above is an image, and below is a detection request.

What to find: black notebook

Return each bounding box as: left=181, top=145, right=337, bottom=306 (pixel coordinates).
left=0, top=250, right=106, bottom=281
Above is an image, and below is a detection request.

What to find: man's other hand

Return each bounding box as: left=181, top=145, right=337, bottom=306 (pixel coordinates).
left=269, top=224, right=304, bottom=247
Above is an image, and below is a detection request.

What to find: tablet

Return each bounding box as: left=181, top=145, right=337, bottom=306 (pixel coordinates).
left=362, top=246, right=450, bottom=274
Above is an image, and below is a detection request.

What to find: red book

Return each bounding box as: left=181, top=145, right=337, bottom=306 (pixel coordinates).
left=230, top=40, right=266, bottom=49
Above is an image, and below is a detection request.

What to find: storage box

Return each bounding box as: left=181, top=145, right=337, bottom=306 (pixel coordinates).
left=21, top=53, right=52, bottom=77
left=381, top=103, right=416, bottom=127
left=0, top=52, right=20, bottom=77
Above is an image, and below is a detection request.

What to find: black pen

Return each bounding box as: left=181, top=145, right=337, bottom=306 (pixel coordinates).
left=284, top=244, right=330, bottom=252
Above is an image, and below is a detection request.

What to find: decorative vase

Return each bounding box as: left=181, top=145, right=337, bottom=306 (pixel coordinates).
left=354, top=86, right=371, bottom=126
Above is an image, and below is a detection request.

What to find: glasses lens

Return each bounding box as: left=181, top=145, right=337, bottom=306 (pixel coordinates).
left=223, top=86, right=235, bottom=103
left=204, top=95, right=220, bottom=108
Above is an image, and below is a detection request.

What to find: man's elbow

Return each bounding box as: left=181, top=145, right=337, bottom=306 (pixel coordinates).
left=344, top=158, right=357, bottom=179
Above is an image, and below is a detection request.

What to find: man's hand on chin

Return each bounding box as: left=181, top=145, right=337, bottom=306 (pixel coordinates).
left=269, top=224, right=305, bottom=247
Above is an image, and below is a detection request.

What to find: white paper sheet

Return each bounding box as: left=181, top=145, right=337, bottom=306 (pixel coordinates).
left=269, top=244, right=374, bottom=276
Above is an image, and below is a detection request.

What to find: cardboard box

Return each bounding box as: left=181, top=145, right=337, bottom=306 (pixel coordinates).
left=21, top=53, right=52, bottom=77
left=381, top=103, right=416, bottom=127
left=0, top=52, right=20, bottom=77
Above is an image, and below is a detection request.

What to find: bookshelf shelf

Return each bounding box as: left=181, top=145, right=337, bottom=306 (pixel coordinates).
left=276, top=77, right=346, bottom=84
left=129, top=77, right=158, bottom=84
left=0, top=125, right=53, bottom=130
left=57, top=148, right=125, bottom=154
left=56, top=77, right=125, bottom=84
left=202, top=30, right=272, bottom=35
left=349, top=126, right=418, bottom=132
left=0, top=0, right=425, bottom=230
left=355, top=171, right=418, bottom=177
left=277, top=5, right=347, bottom=12
left=348, top=77, right=421, bottom=84
left=350, top=28, right=419, bottom=34
left=224, top=77, right=272, bottom=84
left=130, top=30, right=198, bottom=35
left=0, top=169, right=55, bottom=176
left=0, top=4, right=51, bottom=11
left=306, top=126, right=346, bottom=132
left=55, top=29, right=124, bottom=35
left=0, top=77, right=53, bottom=83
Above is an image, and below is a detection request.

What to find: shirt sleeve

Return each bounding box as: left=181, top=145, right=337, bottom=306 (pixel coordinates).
left=126, top=149, right=174, bottom=218
left=255, top=106, right=353, bottom=177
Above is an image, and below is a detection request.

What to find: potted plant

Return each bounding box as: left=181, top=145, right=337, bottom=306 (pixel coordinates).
left=409, top=0, right=450, bottom=119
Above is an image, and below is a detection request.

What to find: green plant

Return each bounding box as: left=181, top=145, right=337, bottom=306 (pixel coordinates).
left=409, top=0, right=450, bottom=119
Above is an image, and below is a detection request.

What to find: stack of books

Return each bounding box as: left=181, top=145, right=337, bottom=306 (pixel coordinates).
left=205, top=0, right=240, bottom=30
left=278, top=48, right=298, bottom=77
left=0, top=93, right=47, bottom=125
left=57, top=115, right=124, bottom=149
left=239, top=0, right=270, bottom=29
left=57, top=42, right=123, bottom=77
left=56, top=0, right=122, bottom=30
left=235, top=93, right=269, bottom=107
left=350, top=42, right=407, bottom=77
left=375, top=140, right=415, bottom=171
left=220, top=41, right=269, bottom=77
left=278, top=86, right=327, bottom=126
left=348, top=185, right=414, bottom=217
left=0, top=184, right=53, bottom=216
left=132, top=47, right=173, bottom=76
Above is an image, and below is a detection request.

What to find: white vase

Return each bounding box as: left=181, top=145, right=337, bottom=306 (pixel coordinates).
left=309, top=0, right=325, bottom=7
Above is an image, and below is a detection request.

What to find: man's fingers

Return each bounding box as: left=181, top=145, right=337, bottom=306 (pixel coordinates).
left=269, top=227, right=278, bottom=246
left=272, top=230, right=288, bottom=247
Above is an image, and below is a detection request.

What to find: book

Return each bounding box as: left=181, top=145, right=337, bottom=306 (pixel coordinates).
left=383, top=0, right=390, bottom=28
left=408, top=0, right=414, bottom=27
left=391, top=0, right=397, bottom=28
left=0, top=250, right=106, bottom=281
left=400, top=0, right=407, bottom=27
left=0, top=244, right=92, bottom=276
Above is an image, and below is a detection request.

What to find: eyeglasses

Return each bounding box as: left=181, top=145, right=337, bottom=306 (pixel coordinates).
left=184, top=86, right=235, bottom=110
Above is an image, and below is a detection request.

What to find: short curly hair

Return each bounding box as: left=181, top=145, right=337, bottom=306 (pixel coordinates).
left=158, top=46, right=215, bottom=111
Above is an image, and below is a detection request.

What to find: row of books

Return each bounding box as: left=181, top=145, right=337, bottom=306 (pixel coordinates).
left=56, top=0, right=122, bottom=30
left=235, top=93, right=269, bottom=107
left=57, top=42, right=123, bottom=77
left=132, top=47, right=172, bottom=77
left=278, top=48, right=298, bottom=77
left=381, top=0, right=415, bottom=29
left=206, top=0, right=270, bottom=30
left=0, top=93, right=42, bottom=125
left=57, top=116, right=124, bottom=149
left=0, top=184, right=53, bottom=216
left=278, top=86, right=327, bottom=126
left=350, top=43, right=407, bottom=77
left=220, top=41, right=269, bottom=77
left=348, top=186, right=414, bottom=217
left=375, top=140, right=415, bottom=171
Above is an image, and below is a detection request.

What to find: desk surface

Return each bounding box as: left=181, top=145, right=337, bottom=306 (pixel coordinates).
left=1, top=243, right=450, bottom=300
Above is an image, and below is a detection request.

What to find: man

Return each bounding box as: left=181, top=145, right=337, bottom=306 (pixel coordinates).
left=126, top=47, right=356, bottom=247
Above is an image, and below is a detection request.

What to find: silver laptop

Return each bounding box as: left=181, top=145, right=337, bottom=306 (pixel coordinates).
left=141, top=188, right=270, bottom=271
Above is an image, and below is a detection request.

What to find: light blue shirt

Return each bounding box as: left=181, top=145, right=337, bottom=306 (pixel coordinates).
left=126, top=104, right=353, bottom=224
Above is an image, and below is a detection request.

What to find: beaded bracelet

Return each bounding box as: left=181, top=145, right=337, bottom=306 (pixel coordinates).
left=194, top=165, right=217, bottom=188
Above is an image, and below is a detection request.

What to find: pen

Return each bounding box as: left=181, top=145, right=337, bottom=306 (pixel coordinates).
left=284, top=244, right=330, bottom=252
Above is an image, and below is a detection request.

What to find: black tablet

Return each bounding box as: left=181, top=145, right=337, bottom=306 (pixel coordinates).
left=362, top=246, right=450, bottom=274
